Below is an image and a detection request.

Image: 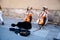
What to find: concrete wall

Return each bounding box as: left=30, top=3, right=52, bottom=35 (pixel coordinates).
left=0, top=0, right=60, bottom=10
left=0, top=0, right=60, bottom=25
left=48, top=10, right=60, bottom=25
left=2, top=8, right=60, bottom=25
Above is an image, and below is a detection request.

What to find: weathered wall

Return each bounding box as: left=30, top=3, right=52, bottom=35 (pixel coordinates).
left=2, top=8, right=60, bottom=25
left=0, top=0, right=60, bottom=25
left=0, top=0, right=60, bottom=10
left=48, top=10, right=60, bottom=25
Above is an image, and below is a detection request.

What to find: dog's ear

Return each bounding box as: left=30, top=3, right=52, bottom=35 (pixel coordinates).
left=11, top=24, right=15, bottom=27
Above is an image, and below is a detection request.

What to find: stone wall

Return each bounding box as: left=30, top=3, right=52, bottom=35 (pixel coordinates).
left=1, top=0, right=60, bottom=10
left=2, top=8, right=60, bottom=25
left=48, top=10, right=60, bottom=25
